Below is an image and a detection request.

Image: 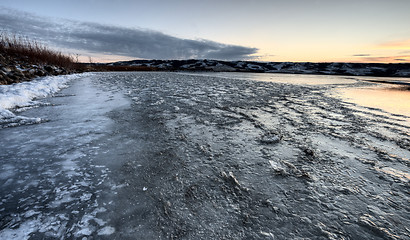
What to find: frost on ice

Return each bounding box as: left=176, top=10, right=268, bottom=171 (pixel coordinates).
left=0, top=73, right=126, bottom=239
left=0, top=74, right=88, bottom=128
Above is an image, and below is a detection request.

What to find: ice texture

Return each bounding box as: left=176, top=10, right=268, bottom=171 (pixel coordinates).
left=1, top=72, right=409, bottom=239
left=0, top=74, right=130, bottom=239
left=0, top=74, right=89, bottom=128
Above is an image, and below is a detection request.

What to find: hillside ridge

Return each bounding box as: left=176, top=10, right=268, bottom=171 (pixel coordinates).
left=106, top=59, right=410, bottom=77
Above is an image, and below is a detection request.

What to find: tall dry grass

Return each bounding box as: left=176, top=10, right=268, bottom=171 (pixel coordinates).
left=0, top=32, right=158, bottom=73
left=0, top=32, right=76, bottom=69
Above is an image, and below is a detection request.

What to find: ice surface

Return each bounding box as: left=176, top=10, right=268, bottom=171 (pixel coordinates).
left=0, top=74, right=83, bottom=109
left=180, top=72, right=360, bottom=85
left=0, top=74, right=90, bottom=128
left=0, top=74, right=130, bottom=239
left=97, top=226, right=116, bottom=235
left=0, top=219, right=39, bottom=240
left=1, top=72, right=409, bottom=239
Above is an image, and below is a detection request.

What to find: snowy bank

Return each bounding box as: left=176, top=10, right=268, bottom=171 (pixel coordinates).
left=0, top=73, right=90, bottom=128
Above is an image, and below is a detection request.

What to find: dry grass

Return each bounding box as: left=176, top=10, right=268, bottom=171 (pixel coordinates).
left=0, top=32, right=158, bottom=73
left=0, top=32, right=76, bottom=69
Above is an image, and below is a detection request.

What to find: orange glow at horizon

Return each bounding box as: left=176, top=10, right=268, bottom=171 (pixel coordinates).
left=69, top=39, right=410, bottom=64
left=377, top=39, right=410, bottom=50
left=248, top=38, right=410, bottom=63
left=253, top=50, right=410, bottom=64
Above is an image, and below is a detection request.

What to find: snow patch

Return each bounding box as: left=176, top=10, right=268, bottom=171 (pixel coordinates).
left=0, top=220, right=39, bottom=240
left=0, top=73, right=90, bottom=128
left=97, top=226, right=115, bottom=236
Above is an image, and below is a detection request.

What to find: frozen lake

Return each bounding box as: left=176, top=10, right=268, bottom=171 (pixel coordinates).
left=0, top=72, right=409, bottom=239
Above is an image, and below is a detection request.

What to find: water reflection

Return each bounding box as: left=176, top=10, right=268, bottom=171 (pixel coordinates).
left=183, top=72, right=359, bottom=85
left=358, top=77, right=410, bottom=86
left=183, top=72, right=410, bottom=120
left=339, top=85, right=410, bottom=120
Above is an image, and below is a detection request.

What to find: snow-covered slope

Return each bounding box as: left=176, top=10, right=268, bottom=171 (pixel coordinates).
left=108, top=59, right=410, bottom=77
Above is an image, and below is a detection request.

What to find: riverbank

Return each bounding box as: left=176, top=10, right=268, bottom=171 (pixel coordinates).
left=0, top=52, right=80, bottom=85
left=4, top=56, right=410, bottom=86
left=0, top=33, right=82, bottom=85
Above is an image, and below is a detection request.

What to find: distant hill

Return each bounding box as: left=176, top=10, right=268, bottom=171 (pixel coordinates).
left=105, top=59, right=410, bottom=77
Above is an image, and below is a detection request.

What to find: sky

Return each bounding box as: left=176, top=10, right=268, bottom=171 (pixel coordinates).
left=1, top=0, right=410, bottom=63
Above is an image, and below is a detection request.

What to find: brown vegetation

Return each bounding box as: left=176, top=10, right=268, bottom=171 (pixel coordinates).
left=0, top=32, right=76, bottom=69
left=0, top=32, right=161, bottom=84
left=0, top=32, right=87, bottom=84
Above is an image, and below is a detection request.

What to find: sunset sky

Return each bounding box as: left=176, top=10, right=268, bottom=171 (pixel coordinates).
left=1, top=0, right=410, bottom=63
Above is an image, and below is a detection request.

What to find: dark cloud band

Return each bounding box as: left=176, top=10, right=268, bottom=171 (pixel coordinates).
left=352, top=54, right=371, bottom=57
left=0, top=8, right=258, bottom=60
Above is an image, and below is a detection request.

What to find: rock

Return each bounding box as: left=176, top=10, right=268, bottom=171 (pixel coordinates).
left=0, top=73, right=7, bottom=84
left=54, top=67, right=63, bottom=74
left=7, top=73, right=17, bottom=80
left=35, top=69, right=46, bottom=76
left=13, top=70, right=24, bottom=78
left=23, top=70, right=33, bottom=79
left=44, top=65, right=54, bottom=73
left=2, top=67, right=12, bottom=73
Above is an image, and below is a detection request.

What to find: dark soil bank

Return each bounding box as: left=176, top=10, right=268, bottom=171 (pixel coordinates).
left=0, top=72, right=409, bottom=239
left=0, top=53, right=76, bottom=85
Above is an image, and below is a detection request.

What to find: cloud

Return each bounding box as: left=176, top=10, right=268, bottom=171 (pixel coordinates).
left=251, top=54, right=276, bottom=61
left=0, top=7, right=258, bottom=61
left=359, top=55, right=410, bottom=63
left=352, top=54, right=371, bottom=57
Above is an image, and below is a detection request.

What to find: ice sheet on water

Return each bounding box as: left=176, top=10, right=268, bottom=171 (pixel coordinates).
left=0, top=219, right=39, bottom=240
left=98, top=226, right=116, bottom=236
left=0, top=73, right=90, bottom=128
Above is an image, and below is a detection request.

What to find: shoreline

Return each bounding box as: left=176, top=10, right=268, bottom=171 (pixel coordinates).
left=2, top=52, right=410, bottom=85
left=0, top=52, right=80, bottom=85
